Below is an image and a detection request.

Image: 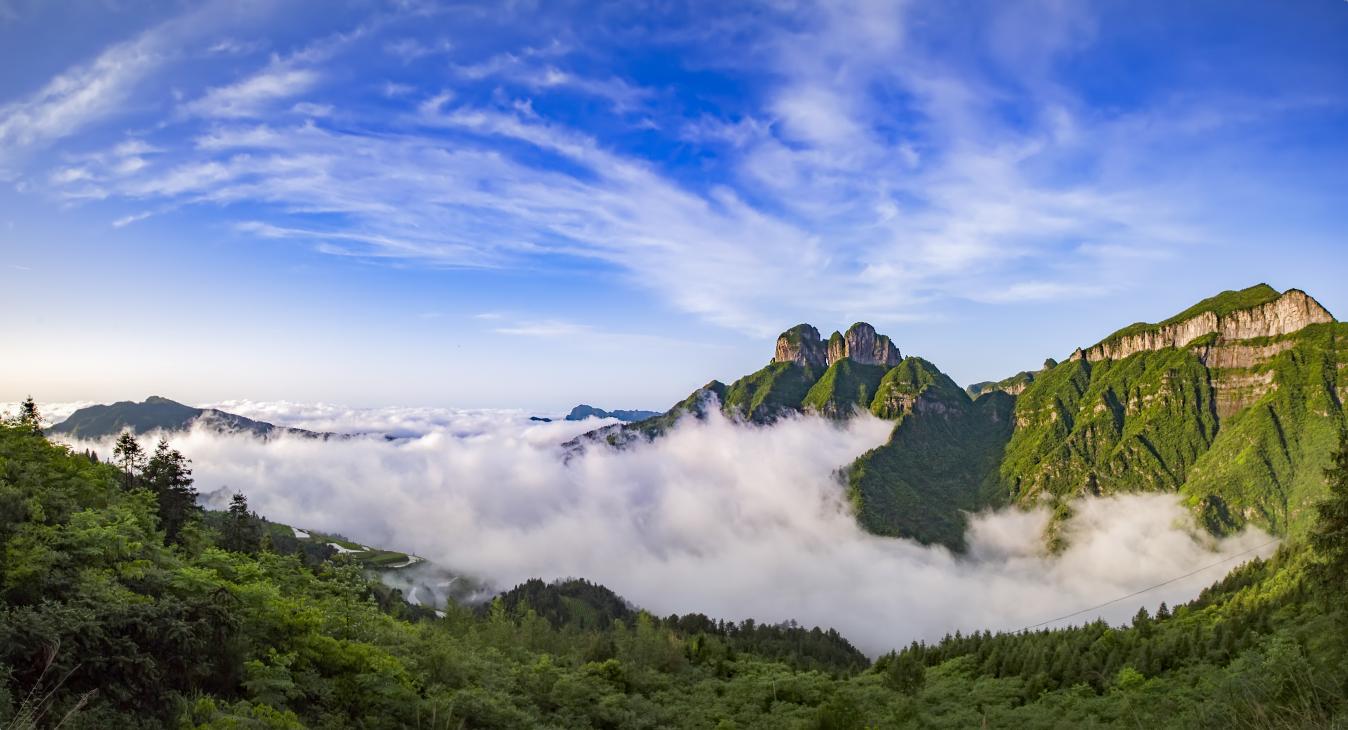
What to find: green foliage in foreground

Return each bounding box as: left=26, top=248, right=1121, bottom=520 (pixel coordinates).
left=5, top=420, right=1348, bottom=728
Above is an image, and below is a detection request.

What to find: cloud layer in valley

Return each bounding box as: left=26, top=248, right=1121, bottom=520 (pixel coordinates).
left=60, top=403, right=1273, bottom=655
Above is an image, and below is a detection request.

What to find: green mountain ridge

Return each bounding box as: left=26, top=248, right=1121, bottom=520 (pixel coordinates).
left=577, top=284, right=1346, bottom=551
left=48, top=396, right=333, bottom=441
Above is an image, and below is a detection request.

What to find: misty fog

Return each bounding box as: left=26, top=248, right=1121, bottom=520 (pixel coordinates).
left=61, top=403, right=1273, bottom=655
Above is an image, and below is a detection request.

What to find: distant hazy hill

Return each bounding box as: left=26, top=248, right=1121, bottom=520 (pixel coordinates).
left=573, top=285, right=1345, bottom=552
left=564, top=404, right=661, bottom=422
left=48, top=395, right=332, bottom=440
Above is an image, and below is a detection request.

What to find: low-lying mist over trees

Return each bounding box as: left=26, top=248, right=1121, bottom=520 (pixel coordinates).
left=60, top=403, right=1273, bottom=655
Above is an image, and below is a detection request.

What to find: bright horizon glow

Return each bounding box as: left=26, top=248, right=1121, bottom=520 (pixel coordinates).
left=1, top=1, right=1346, bottom=410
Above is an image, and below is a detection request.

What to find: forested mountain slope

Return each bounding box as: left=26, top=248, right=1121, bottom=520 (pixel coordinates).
left=576, top=284, right=1346, bottom=552
left=999, top=286, right=1345, bottom=544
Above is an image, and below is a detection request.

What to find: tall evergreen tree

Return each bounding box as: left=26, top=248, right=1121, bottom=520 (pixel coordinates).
left=222, top=492, right=261, bottom=554
left=1310, top=428, right=1348, bottom=597
left=15, top=395, right=41, bottom=435
left=143, top=437, right=199, bottom=544
left=112, top=430, right=146, bottom=490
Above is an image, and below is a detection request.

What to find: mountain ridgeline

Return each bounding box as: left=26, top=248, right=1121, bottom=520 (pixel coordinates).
left=48, top=396, right=333, bottom=440
left=577, top=285, right=1347, bottom=551
left=564, top=404, right=662, bottom=422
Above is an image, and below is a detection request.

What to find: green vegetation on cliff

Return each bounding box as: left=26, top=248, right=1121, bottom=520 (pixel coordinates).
left=802, top=360, right=887, bottom=418
left=999, top=320, right=1348, bottom=544
left=999, top=348, right=1220, bottom=504
left=1182, top=323, right=1348, bottom=536
left=848, top=358, right=1015, bottom=549
left=722, top=361, right=821, bottom=422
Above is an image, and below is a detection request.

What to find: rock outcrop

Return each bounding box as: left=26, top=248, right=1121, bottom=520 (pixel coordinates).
left=773, top=324, right=829, bottom=369
left=826, top=323, right=902, bottom=367
left=1073, top=289, right=1333, bottom=363
left=774, top=322, right=901, bottom=369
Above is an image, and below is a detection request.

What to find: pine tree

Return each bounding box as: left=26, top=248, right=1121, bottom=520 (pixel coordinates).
left=222, top=492, right=261, bottom=554
left=1310, top=428, right=1348, bottom=597
left=143, top=437, right=199, bottom=544
left=112, top=430, right=146, bottom=490
left=881, top=650, right=926, bottom=694
left=15, top=396, right=41, bottom=435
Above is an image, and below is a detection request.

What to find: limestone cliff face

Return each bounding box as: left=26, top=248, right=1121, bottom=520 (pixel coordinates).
left=776, top=322, right=901, bottom=368
left=772, top=324, right=828, bottom=369
left=1074, top=289, right=1332, bottom=363
left=826, top=323, right=902, bottom=367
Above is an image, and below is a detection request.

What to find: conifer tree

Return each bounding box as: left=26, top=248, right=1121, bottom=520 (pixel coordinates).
left=1310, top=428, right=1348, bottom=597
left=15, top=395, right=41, bottom=435
left=112, top=430, right=146, bottom=490
left=143, top=437, right=199, bottom=544
left=222, top=492, right=261, bottom=554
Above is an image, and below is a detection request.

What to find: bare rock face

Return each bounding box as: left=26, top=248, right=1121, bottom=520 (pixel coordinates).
left=773, top=324, right=828, bottom=369
left=827, top=331, right=846, bottom=365
left=826, top=322, right=902, bottom=367
left=1064, top=288, right=1335, bottom=420
left=1075, top=289, right=1333, bottom=363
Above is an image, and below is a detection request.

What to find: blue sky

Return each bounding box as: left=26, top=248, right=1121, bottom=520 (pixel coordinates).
left=1, top=0, right=1346, bottom=411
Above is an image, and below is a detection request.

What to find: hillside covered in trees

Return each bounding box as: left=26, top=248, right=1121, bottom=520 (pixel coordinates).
left=573, top=285, right=1347, bottom=553
left=2, top=400, right=1347, bottom=727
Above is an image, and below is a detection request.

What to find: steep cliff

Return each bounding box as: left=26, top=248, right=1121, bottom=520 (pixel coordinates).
left=824, top=323, right=902, bottom=368
left=1075, top=285, right=1331, bottom=363
left=1003, top=286, right=1343, bottom=544
left=773, top=324, right=829, bottom=370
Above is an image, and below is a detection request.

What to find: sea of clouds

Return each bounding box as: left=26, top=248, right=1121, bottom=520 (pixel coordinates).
left=45, top=401, right=1273, bottom=656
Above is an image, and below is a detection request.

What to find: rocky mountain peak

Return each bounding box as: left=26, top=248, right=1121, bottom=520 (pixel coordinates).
left=828, top=322, right=902, bottom=367
left=773, top=322, right=902, bottom=369
left=773, top=324, right=828, bottom=369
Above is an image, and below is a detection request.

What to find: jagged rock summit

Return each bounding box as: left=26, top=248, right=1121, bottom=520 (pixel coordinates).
left=774, top=322, right=901, bottom=369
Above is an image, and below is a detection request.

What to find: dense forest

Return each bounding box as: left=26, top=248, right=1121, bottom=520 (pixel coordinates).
left=1, top=398, right=1346, bottom=728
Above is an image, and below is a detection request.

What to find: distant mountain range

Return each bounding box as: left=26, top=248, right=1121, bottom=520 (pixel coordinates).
left=574, top=284, right=1344, bottom=551
left=48, top=396, right=333, bottom=440
left=564, top=404, right=661, bottom=422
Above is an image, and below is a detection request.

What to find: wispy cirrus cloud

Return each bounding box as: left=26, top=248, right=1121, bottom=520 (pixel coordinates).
left=14, top=0, right=1347, bottom=340
left=0, top=1, right=257, bottom=173
left=184, top=67, right=321, bottom=119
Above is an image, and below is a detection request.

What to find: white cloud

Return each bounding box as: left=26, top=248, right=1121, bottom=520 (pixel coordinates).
left=0, top=1, right=250, bottom=170
left=384, top=37, right=452, bottom=62
left=493, top=320, right=593, bottom=337
left=24, top=1, right=1316, bottom=336
left=184, top=67, right=320, bottom=119
left=58, top=405, right=1274, bottom=656
left=111, top=211, right=153, bottom=228
left=0, top=29, right=162, bottom=164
